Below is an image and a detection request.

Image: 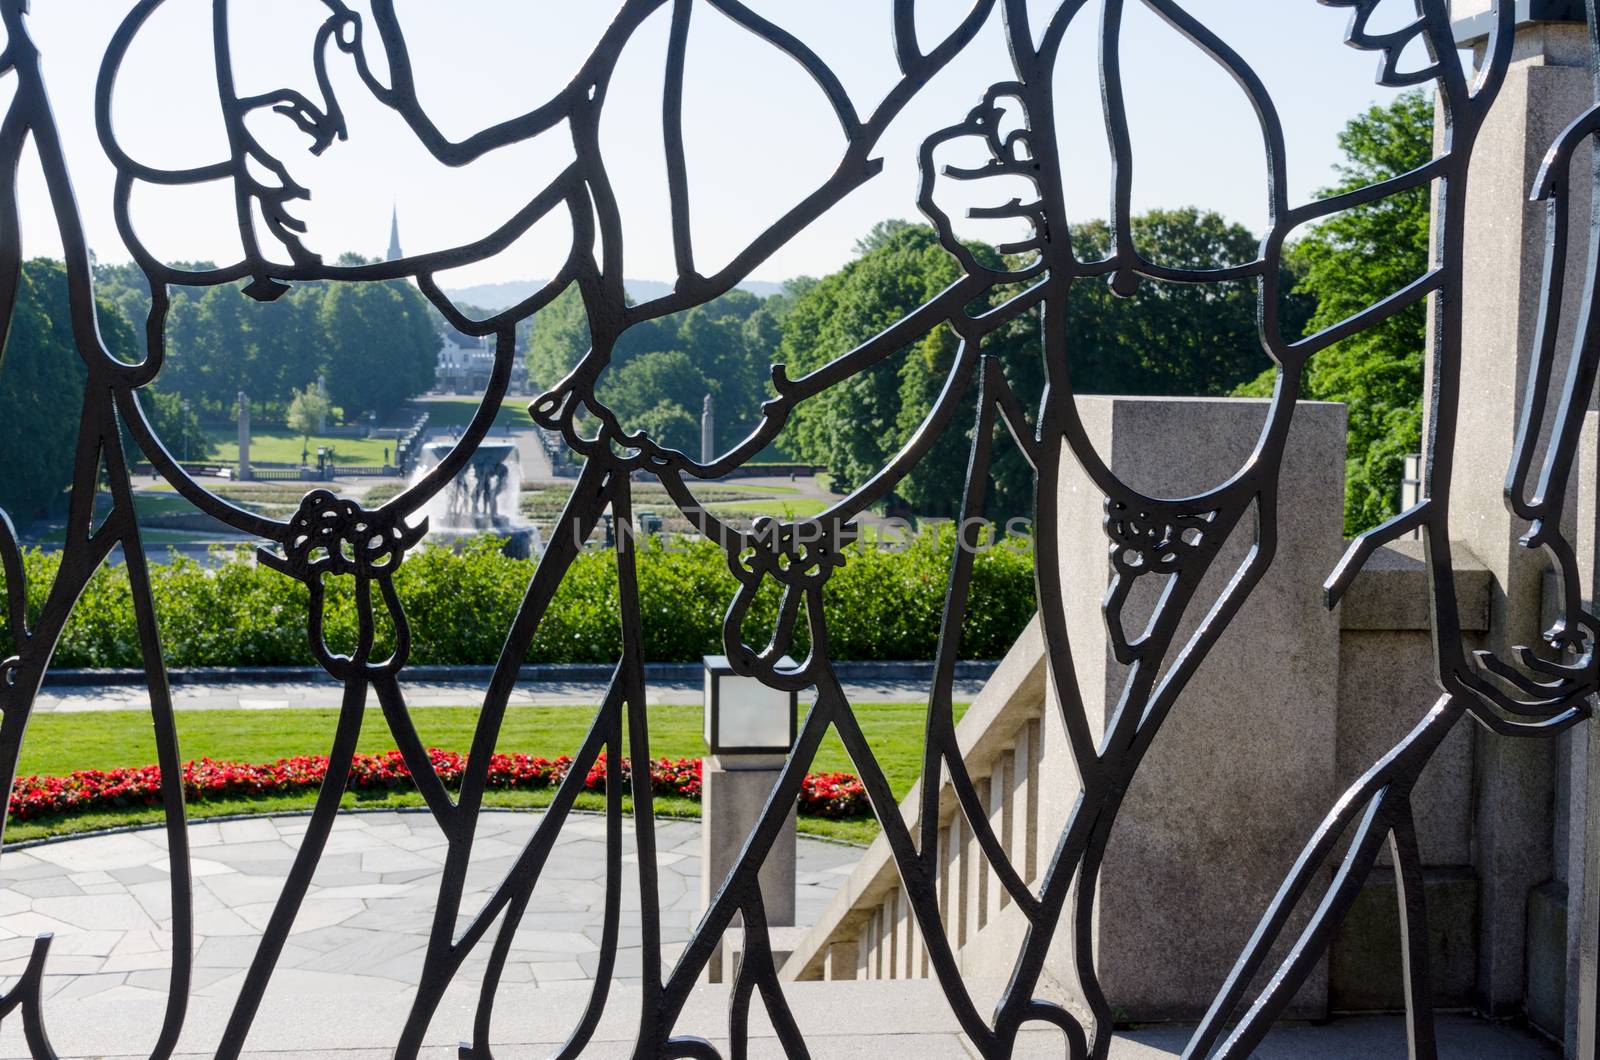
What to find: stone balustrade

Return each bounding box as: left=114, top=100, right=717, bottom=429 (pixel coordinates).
left=780, top=397, right=1535, bottom=1040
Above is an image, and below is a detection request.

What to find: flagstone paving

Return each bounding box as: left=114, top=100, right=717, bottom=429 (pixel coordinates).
left=0, top=814, right=1558, bottom=1058
left=0, top=810, right=855, bottom=1054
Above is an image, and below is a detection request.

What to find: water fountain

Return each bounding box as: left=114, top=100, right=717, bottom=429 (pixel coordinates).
left=411, top=440, right=542, bottom=559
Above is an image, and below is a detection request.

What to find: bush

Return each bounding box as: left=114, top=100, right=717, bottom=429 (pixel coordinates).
left=1, top=528, right=1035, bottom=668
left=7, top=751, right=871, bottom=822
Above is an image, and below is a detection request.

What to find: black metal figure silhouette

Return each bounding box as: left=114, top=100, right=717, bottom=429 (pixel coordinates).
left=0, top=1, right=1595, bottom=1058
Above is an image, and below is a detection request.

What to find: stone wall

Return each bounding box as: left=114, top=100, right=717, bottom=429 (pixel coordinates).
left=785, top=394, right=1574, bottom=1046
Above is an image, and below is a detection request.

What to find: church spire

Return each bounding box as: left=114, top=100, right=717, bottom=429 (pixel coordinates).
left=386, top=205, right=402, bottom=261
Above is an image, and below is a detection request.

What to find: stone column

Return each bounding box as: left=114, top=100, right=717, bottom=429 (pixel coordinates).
left=701, top=394, right=715, bottom=465
left=1441, top=8, right=1592, bottom=1032
left=1047, top=396, right=1347, bottom=1019
left=701, top=754, right=796, bottom=983
left=237, top=390, right=252, bottom=482
left=316, top=373, right=328, bottom=434
left=1582, top=410, right=1600, bottom=1059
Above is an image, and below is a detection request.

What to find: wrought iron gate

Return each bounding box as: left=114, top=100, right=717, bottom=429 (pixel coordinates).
left=0, top=1, right=1597, bottom=1057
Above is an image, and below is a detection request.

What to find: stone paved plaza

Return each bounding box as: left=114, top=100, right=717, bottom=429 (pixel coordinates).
left=0, top=813, right=1560, bottom=1057
left=0, top=811, right=856, bottom=1057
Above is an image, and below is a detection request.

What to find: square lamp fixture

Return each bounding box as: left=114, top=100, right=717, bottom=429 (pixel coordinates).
left=1452, top=0, right=1585, bottom=46
left=702, top=655, right=798, bottom=755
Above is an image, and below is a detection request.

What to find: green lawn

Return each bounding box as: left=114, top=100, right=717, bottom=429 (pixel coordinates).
left=706, top=498, right=831, bottom=519
left=415, top=396, right=534, bottom=430
left=10, top=702, right=965, bottom=845
left=209, top=429, right=393, bottom=466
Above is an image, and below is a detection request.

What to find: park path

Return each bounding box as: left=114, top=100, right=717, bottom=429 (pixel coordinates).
left=32, top=677, right=983, bottom=714
left=0, top=811, right=856, bottom=1057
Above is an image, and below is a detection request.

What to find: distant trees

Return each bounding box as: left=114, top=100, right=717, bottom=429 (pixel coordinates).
left=318, top=279, right=439, bottom=418
left=94, top=263, right=440, bottom=422
left=779, top=221, right=983, bottom=506
left=143, top=391, right=211, bottom=465
left=0, top=261, right=95, bottom=517
left=0, top=261, right=441, bottom=520
left=0, top=260, right=212, bottom=518
left=776, top=213, right=1292, bottom=519
left=526, top=285, right=799, bottom=456
left=1066, top=208, right=1307, bottom=396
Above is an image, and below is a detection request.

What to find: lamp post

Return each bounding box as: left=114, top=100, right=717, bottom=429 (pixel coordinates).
left=702, top=654, right=798, bottom=755
left=180, top=399, right=191, bottom=464
left=700, top=654, right=801, bottom=982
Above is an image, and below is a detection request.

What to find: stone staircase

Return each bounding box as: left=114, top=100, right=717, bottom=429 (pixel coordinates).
left=783, top=617, right=1057, bottom=986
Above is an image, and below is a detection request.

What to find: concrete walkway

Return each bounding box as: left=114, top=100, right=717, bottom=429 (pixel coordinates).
left=0, top=811, right=1559, bottom=1058
left=0, top=811, right=858, bottom=1057
left=31, top=678, right=982, bottom=714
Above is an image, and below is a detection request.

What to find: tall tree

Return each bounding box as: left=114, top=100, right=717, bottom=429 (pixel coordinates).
left=0, top=260, right=140, bottom=517
left=779, top=222, right=980, bottom=498
left=1066, top=208, right=1296, bottom=397
left=784, top=214, right=1287, bottom=518
left=286, top=382, right=333, bottom=463
left=598, top=348, right=713, bottom=454
left=141, top=391, right=211, bottom=465
left=319, top=278, right=439, bottom=418
left=1238, top=91, right=1432, bottom=533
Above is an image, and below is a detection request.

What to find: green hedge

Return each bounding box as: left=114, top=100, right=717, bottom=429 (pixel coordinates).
left=1, top=529, right=1035, bottom=668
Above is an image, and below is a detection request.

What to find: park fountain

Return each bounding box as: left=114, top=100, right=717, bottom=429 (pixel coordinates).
left=411, top=440, right=542, bottom=558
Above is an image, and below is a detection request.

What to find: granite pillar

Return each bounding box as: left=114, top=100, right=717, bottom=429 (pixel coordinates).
left=1047, top=396, right=1347, bottom=1019
left=1438, top=11, right=1593, bottom=1029
left=702, top=753, right=796, bottom=982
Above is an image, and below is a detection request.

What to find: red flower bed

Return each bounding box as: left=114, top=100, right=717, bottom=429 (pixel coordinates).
left=7, top=750, right=869, bottom=822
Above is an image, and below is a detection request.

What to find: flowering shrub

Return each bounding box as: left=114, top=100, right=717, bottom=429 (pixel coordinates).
left=798, top=771, right=874, bottom=819
left=7, top=750, right=869, bottom=822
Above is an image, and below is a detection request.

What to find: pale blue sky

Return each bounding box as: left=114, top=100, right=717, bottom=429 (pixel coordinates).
left=16, top=1, right=1435, bottom=286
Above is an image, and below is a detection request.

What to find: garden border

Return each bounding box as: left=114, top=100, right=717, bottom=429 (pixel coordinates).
left=40, top=659, right=1000, bottom=687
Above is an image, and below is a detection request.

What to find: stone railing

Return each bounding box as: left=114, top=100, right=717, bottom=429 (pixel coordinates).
left=779, top=391, right=1556, bottom=1041
left=785, top=536, right=1498, bottom=1012
left=784, top=616, right=1049, bottom=984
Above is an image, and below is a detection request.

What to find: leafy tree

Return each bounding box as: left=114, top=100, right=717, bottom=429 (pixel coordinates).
left=0, top=263, right=89, bottom=518
left=523, top=285, right=591, bottom=391
left=142, top=390, right=211, bottom=464
left=1237, top=91, right=1432, bottom=533
left=1065, top=208, right=1302, bottom=397
left=532, top=285, right=788, bottom=456
left=285, top=383, right=333, bottom=463
left=779, top=222, right=979, bottom=498
left=783, top=213, right=1286, bottom=518
left=598, top=349, right=712, bottom=455
left=521, top=285, right=674, bottom=392
left=0, top=260, right=145, bottom=518
left=98, top=259, right=438, bottom=424
left=632, top=400, right=700, bottom=454
left=319, top=278, right=439, bottom=418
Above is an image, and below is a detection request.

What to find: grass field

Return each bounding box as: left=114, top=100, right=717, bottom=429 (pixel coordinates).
left=517, top=480, right=828, bottom=535
left=414, top=396, right=534, bottom=430
left=706, top=498, right=831, bottom=519
left=9, top=701, right=965, bottom=845
left=208, top=429, right=393, bottom=466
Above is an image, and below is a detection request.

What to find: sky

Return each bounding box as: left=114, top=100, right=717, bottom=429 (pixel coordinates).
left=12, top=0, right=1441, bottom=288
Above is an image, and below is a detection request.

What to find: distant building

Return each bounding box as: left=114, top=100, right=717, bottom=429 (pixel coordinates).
left=382, top=210, right=528, bottom=396
left=434, top=330, right=528, bottom=395
left=387, top=206, right=403, bottom=262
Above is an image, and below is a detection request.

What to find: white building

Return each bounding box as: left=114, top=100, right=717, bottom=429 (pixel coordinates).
left=435, top=333, right=528, bottom=395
